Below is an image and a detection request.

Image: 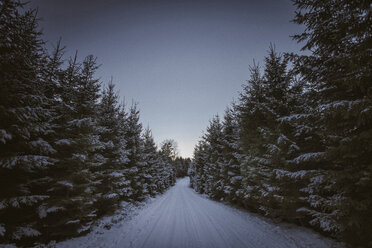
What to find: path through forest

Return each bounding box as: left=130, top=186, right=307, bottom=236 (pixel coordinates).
left=58, top=177, right=343, bottom=248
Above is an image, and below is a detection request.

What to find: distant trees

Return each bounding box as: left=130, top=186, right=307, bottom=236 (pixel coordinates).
left=159, top=139, right=179, bottom=161
left=173, top=157, right=191, bottom=178
left=0, top=1, right=179, bottom=246
left=189, top=0, right=372, bottom=247
left=158, top=139, right=192, bottom=179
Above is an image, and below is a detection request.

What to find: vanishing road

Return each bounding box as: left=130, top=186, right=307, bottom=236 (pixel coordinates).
left=58, top=177, right=343, bottom=248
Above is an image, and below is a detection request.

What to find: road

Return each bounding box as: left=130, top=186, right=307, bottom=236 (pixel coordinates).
left=58, top=177, right=342, bottom=248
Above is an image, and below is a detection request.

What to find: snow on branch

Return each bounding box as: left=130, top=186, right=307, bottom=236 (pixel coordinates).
left=0, top=195, right=49, bottom=210
left=0, top=129, right=12, bottom=144
left=13, top=226, right=41, bottom=240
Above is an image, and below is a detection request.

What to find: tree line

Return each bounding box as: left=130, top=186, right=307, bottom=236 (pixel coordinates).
left=189, top=0, right=372, bottom=247
left=0, top=1, right=190, bottom=246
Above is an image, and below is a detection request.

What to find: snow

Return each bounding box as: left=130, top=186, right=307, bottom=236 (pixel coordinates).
left=109, top=172, right=124, bottom=178
left=0, top=195, right=49, bottom=209
left=38, top=205, right=47, bottom=219
left=57, top=181, right=73, bottom=188
left=278, top=114, right=310, bottom=122
left=319, top=99, right=364, bottom=112
left=0, top=155, right=55, bottom=169
left=275, top=169, right=316, bottom=180
left=47, top=206, right=65, bottom=213
left=55, top=139, right=71, bottom=145
left=0, top=224, right=5, bottom=237
left=78, top=224, right=91, bottom=234
left=72, top=153, right=87, bottom=162
left=57, top=178, right=344, bottom=248
left=12, top=226, right=41, bottom=240
left=30, top=138, right=56, bottom=154
left=230, top=175, right=242, bottom=183
left=291, top=152, right=324, bottom=164
left=39, top=205, right=65, bottom=218
left=66, top=220, right=80, bottom=225
left=68, top=118, right=93, bottom=128
left=104, top=193, right=118, bottom=199
left=0, top=129, right=12, bottom=144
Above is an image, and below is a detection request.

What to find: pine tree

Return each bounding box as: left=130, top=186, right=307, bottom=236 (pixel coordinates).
left=0, top=1, right=186, bottom=245
left=0, top=1, right=56, bottom=244
left=291, top=0, right=372, bottom=244
left=259, top=47, right=297, bottom=219
left=159, top=139, right=178, bottom=161
left=173, top=157, right=191, bottom=178
left=189, top=140, right=208, bottom=193
left=159, top=140, right=177, bottom=188
left=237, top=62, right=272, bottom=213
left=142, top=127, right=161, bottom=196
left=237, top=47, right=295, bottom=217
left=189, top=116, right=224, bottom=199
left=220, top=105, right=244, bottom=203
left=93, top=81, right=129, bottom=217
left=44, top=54, right=102, bottom=240
left=115, top=103, right=132, bottom=199
left=204, top=116, right=224, bottom=199
left=125, top=103, right=145, bottom=200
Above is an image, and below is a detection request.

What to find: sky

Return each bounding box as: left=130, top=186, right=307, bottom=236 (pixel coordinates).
left=29, top=0, right=304, bottom=158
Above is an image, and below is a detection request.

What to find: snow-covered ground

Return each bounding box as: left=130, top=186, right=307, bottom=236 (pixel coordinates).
left=57, top=177, right=344, bottom=248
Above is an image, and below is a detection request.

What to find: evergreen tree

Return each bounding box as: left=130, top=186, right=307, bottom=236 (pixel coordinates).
left=114, top=103, right=132, bottom=200
left=189, top=116, right=224, bottom=199
left=173, top=157, right=191, bottom=178
left=237, top=62, right=272, bottom=213
left=125, top=103, right=145, bottom=200
left=159, top=139, right=179, bottom=161
left=142, top=127, right=161, bottom=196
left=0, top=1, right=184, bottom=245
left=159, top=140, right=177, bottom=188
left=0, top=1, right=56, bottom=244
left=93, top=81, right=129, bottom=217
left=258, top=47, right=297, bottom=219
left=235, top=47, right=295, bottom=217
left=290, top=0, right=372, bottom=245
left=220, top=105, right=244, bottom=203
left=204, top=116, right=224, bottom=199
left=45, top=54, right=102, bottom=240
left=189, top=140, right=208, bottom=193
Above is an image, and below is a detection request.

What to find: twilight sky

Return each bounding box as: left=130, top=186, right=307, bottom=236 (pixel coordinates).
left=29, top=0, right=303, bottom=158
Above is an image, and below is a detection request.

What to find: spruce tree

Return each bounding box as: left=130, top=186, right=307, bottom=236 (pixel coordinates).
left=189, top=140, right=208, bottom=193
left=0, top=1, right=56, bottom=245
left=291, top=0, right=372, bottom=244
left=173, top=157, right=191, bottom=178
left=159, top=140, right=177, bottom=188
left=204, top=116, right=224, bottom=199
left=115, top=103, right=132, bottom=199
left=125, top=103, right=145, bottom=200
left=93, top=81, right=129, bottom=216
left=259, top=47, right=296, bottom=219
left=142, top=128, right=161, bottom=196
left=45, top=55, right=102, bottom=240
left=237, top=47, right=294, bottom=216
left=220, top=106, right=244, bottom=203
left=237, top=62, right=271, bottom=212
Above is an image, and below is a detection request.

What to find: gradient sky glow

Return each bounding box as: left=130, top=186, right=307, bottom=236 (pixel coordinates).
left=29, top=0, right=304, bottom=158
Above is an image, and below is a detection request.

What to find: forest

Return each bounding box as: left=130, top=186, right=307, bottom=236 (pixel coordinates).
left=189, top=0, right=372, bottom=247
left=0, top=0, right=371, bottom=247
left=0, top=0, right=189, bottom=246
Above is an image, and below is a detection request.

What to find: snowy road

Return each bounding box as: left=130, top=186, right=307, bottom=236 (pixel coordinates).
left=58, top=177, right=343, bottom=248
